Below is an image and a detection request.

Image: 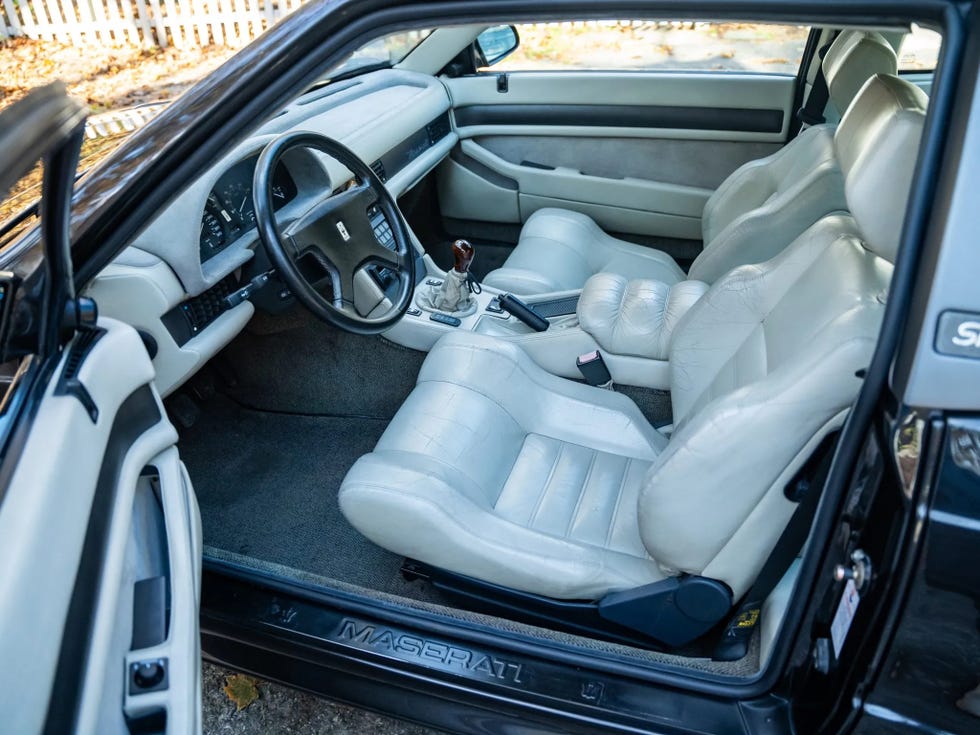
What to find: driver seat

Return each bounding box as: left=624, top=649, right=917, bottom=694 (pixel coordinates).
left=339, top=75, right=925, bottom=616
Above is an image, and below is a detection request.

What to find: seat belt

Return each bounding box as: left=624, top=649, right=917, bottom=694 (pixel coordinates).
left=793, top=33, right=839, bottom=134
left=712, top=433, right=838, bottom=662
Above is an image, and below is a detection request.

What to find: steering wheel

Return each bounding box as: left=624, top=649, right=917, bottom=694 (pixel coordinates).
left=253, top=132, right=415, bottom=334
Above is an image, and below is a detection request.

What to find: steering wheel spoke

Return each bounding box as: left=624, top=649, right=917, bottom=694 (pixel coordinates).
left=361, top=235, right=410, bottom=273
left=253, top=132, right=415, bottom=334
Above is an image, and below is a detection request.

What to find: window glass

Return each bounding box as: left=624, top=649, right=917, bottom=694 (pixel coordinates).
left=325, top=29, right=433, bottom=78
left=898, top=24, right=942, bottom=72
left=490, top=21, right=810, bottom=74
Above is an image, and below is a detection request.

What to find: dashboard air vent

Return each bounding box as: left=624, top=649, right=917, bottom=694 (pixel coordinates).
left=370, top=160, right=387, bottom=183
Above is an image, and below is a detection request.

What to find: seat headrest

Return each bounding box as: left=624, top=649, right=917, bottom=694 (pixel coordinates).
left=823, top=30, right=899, bottom=114
left=835, top=74, right=928, bottom=262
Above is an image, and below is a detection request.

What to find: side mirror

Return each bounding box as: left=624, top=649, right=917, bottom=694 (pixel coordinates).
left=475, top=25, right=520, bottom=67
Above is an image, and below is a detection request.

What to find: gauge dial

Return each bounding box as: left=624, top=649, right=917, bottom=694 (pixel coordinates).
left=199, top=206, right=226, bottom=255
left=218, top=180, right=257, bottom=228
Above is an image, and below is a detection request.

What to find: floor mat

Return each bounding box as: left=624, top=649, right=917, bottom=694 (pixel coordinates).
left=218, top=309, right=426, bottom=420
left=180, top=398, right=413, bottom=592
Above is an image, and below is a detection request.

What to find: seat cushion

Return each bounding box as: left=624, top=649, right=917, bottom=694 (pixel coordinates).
left=483, top=209, right=686, bottom=295
left=339, top=332, right=669, bottom=599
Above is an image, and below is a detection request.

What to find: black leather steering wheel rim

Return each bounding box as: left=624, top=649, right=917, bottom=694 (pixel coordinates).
left=253, top=131, right=415, bottom=335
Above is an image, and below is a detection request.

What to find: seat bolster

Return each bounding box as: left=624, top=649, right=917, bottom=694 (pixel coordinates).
left=689, top=158, right=846, bottom=283
left=642, top=327, right=880, bottom=599
left=699, top=125, right=837, bottom=262
left=419, top=332, right=668, bottom=458
left=339, top=450, right=668, bottom=599
left=701, top=151, right=780, bottom=246
left=578, top=273, right=708, bottom=360
left=483, top=208, right=684, bottom=295
left=482, top=209, right=601, bottom=295
left=482, top=266, right=564, bottom=294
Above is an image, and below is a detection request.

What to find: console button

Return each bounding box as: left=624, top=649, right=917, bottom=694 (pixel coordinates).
left=429, top=312, right=461, bottom=327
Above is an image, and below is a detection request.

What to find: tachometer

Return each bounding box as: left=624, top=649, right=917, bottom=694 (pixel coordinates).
left=219, top=180, right=257, bottom=228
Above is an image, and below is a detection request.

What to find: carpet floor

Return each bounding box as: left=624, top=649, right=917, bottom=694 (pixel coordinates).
left=179, top=397, right=416, bottom=593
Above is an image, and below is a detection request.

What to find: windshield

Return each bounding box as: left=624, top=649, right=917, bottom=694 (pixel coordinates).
left=322, top=29, right=433, bottom=79
left=0, top=28, right=433, bottom=245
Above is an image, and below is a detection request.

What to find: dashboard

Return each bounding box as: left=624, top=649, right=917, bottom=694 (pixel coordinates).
left=87, top=68, right=458, bottom=397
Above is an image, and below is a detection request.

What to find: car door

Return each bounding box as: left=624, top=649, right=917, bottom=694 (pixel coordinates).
left=437, top=21, right=810, bottom=263
left=0, top=84, right=202, bottom=735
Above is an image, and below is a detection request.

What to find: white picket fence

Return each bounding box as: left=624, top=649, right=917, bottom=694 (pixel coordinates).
left=0, top=8, right=706, bottom=50
left=0, top=0, right=307, bottom=48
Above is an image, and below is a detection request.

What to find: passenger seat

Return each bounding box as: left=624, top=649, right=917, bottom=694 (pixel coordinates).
left=482, top=30, right=899, bottom=295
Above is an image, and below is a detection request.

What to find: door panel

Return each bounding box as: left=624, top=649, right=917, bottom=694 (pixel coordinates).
left=0, top=318, right=201, bottom=735
left=439, top=71, right=796, bottom=238
left=476, top=135, right=781, bottom=189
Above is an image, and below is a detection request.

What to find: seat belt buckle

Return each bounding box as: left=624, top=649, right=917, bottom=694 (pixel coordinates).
left=576, top=350, right=613, bottom=389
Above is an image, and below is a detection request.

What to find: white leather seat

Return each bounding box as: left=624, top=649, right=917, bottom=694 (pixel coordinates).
left=340, top=74, right=926, bottom=602
left=482, top=30, right=899, bottom=295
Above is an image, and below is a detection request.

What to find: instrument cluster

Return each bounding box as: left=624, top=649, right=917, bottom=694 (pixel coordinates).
left=199, top=155, right=298, bottom=261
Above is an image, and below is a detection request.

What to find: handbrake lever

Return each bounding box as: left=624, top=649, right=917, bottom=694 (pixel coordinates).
left=499, top=293, right=549, bottom=332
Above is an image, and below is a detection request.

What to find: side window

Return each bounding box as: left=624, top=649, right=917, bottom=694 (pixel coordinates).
left=898, top=24, right=942, bottom=72
left=483, top=21, right=810, bottom=75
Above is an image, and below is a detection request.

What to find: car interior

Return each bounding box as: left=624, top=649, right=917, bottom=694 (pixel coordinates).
left=82, top=19, right=940, bottom=679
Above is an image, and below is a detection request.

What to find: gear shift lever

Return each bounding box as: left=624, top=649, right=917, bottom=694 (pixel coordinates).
left=428, top=239, right=479, bottom=313
left=452, top=239, right=475, bottom=274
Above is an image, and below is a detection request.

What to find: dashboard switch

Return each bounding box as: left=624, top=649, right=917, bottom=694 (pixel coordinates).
left=223, top=271, right=273, bottom=310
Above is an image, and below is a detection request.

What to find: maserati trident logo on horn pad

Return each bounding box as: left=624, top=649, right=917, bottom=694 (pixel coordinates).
left=335, top=221, right=351, bottom=242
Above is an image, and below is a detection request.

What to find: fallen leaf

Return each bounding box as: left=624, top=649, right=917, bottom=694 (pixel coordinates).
left=223, top=674, right=260, bottom=711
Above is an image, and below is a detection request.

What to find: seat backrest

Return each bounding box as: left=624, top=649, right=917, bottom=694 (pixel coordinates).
left=693, top=32, right=899, bottom=283
left=823, top=30, right=899, bottom=116
left=640, top=74, right=927, bottom=600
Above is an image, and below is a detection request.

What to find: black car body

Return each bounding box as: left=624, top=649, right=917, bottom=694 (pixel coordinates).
left=0, top=1, right=978, bottom=734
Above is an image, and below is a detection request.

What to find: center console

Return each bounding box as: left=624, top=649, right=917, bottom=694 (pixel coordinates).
left=383, top=241, right=710, bottom=391
left=383, top=274, right=580, bottom=350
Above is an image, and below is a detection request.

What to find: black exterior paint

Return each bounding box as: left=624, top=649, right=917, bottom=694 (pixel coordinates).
left=201, top=565, right=792, bottom=735
left=0, top=1, right=974, bottom=734
left=926, top=418, right=980, bottom=598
